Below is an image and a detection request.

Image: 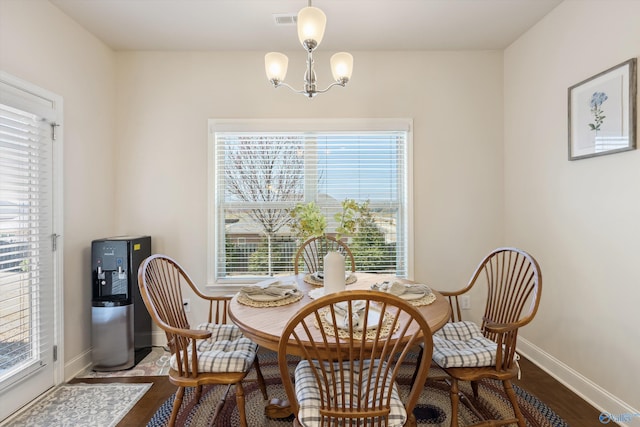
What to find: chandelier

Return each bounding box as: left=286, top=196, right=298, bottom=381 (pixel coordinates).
left=264, top=1, right=353, bottom=99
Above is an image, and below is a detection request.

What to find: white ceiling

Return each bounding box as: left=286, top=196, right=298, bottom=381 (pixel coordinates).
left=49, top=0, right=564, bottom=52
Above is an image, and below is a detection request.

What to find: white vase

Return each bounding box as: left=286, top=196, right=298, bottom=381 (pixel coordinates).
left=324, top=251, right=345, bottom=294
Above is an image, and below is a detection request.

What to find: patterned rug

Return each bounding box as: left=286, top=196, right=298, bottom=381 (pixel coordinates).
left=2, top=383, right=152, bottom=427
left=75, top=346, right=170, bottom=378
left=147, top=350, right=568, bottom=427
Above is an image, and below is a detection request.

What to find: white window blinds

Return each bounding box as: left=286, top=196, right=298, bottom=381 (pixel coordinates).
left=211, top=120, right=411, bottom=283
left=0, top=101, right=54, bottom=385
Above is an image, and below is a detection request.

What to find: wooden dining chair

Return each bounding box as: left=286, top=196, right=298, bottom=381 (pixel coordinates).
left=294, top=235, right=356, bottom=274
left=417, top=247, right=542, bottom=427
left=278, top=290, right=434, bottom=427
left=137, top=254, right=268, bottom=427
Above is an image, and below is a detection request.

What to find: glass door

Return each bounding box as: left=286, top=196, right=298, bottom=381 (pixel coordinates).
left=0, top=74, right=60, bottom=422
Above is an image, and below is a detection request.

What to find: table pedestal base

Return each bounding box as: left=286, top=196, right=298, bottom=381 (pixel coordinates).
left=265, top=398, right=293, bottom=419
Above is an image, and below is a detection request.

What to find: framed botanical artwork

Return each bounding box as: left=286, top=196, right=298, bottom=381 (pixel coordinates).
left=568, top=58, right=637, bottom=160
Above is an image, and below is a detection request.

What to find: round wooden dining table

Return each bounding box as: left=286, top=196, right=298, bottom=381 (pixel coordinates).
left=228, top=272, right=452, bottom=355
left=228, top=272, right=452, bottom=418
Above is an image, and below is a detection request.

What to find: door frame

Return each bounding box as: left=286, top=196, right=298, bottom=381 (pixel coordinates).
left=0, top=71, right=64, bottom=421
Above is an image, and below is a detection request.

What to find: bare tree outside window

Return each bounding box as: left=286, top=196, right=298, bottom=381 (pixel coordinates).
left=223, top=136, right=304, bottom=275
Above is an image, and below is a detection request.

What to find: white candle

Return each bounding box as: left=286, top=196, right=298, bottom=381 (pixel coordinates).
left=324, top=251, right=346, bottom=294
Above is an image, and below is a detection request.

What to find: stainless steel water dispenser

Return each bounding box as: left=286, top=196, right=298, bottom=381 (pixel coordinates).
left=91, top=236, right=152, bottom=371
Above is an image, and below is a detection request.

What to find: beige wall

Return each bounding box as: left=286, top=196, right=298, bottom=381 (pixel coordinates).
left=113, top=49, right=505, bottom=311
left=0, top=1, right=117, bottom=376
left=504, top=0, right=640, bottom=415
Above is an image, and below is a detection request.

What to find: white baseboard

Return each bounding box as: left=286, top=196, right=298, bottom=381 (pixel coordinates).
left=64, top=349, right=92, bottom=382
left=152, top=331, right=166, bottom=347
left=518, top=338, right=640, bottom=427
left=65, top=332, right=168, bottom=381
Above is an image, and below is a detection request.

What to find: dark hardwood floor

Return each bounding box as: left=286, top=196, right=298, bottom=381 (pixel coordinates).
left=514, top=357, right=607, bottom=427
left=70, top=355, right=608, bottom=427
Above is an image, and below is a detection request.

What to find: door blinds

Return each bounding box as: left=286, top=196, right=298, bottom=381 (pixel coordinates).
left=0, top=100, right=54, bottom=386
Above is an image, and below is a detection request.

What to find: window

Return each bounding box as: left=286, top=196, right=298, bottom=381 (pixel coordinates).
left=209, top=119, right=412, bottom=284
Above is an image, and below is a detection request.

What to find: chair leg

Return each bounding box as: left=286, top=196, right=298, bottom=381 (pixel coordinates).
left=406, top=412, right=418, bottom=427
left=169, top=386, right=185, bottom=427
left=503, top=380, right=526, bottom=427
left=194, top=385, right=203, bottom=403
left=254, top=354, right=269, bottom=400
left=411, top=345, right=423, bottom=386
left=471, top=380, right=479, bottom=398
left=235, top=382, right=248, bottom=427
left=211, top=385, right=231, bottom=424
left=449, top=378, right=460, bottom=427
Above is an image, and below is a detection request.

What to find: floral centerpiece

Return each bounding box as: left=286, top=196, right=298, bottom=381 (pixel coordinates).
left=289, top=199, right=370, bottom=290
left=288, top=201, right=327, bottom=241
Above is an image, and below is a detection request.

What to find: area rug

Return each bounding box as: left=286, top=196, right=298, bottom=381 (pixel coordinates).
left=2, top=383, right=152, bottom=427
left=147, top=350, right=568, bottom=427
left=76, top=346, right=170, bottom=378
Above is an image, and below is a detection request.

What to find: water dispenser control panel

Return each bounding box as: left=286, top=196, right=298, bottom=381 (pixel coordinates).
left=92, top=240, right=130, bottom=304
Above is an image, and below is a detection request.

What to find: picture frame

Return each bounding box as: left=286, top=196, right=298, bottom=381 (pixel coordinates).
left=568, top=58, right=637, bottom=160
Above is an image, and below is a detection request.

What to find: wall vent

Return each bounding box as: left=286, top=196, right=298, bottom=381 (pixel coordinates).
left=273, top=13, right=297, bottom=26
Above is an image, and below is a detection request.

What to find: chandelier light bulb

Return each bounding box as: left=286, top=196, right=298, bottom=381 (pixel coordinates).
left=264, top=52, right=289, bottom=83
left=330, top=52, right=353, bottom=82
left=297, top=6, right=326, bottom=49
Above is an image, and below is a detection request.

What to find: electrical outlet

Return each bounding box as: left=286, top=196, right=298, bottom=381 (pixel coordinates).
left=460, top=295, right=471, bottom=310
left=183, top=298, right=191, bottom=313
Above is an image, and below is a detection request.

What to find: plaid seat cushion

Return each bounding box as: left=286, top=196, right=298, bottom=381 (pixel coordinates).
left=294, top=359, right=406, bottom=427
left=432, top=321, right=498, bottom=368
left=170, top=323, right=257, bottom=373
